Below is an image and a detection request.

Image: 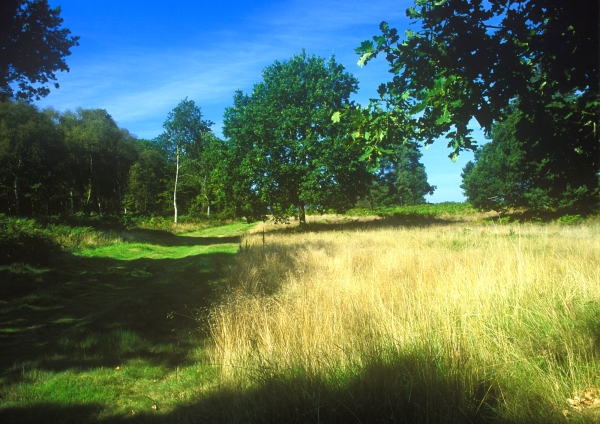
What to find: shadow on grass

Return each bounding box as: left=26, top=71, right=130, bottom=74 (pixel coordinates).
left=0, top=403, right=104, bottom=424
left=259, top=215, right=458, bottom=237
left=114, top=228, right=241, bottom=247
left=0, top=353, right=524, bottom=424
left=0, top=247, right=235, bottom=378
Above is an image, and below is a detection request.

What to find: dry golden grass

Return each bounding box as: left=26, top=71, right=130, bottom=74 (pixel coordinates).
left=207, top=221, right=600, bottom=423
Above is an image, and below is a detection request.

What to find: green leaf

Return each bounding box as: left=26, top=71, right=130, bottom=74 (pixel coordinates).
left=433, top=76, right=446, bottom=92
left=359, top=146, right=374, bottom=161
left=331, top=111, right=341, bottom=123
left=406, top=7, right=419, bottom=19
left=435, top=106, right=451, bottom=125
left=410, top=102, right=427, bottom=114
left=356, top=40, right=374, bottom=55
left=357, top=52, right=372, bottom=67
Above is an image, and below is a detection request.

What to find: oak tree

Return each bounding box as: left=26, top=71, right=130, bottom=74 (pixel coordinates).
left=345, top=0, right=598, bottom=209
left=1, top=0, right=79, bottom=101
left=223, top=52, right=370, bottom=225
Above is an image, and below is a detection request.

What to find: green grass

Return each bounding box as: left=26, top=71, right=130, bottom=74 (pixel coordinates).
left=0, top=218, right=256, bottom=423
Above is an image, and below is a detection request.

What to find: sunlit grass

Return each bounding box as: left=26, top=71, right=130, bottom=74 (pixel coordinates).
left=186, top=221, right=256, bottom=237
left=208, top=221, right=600, bottom=422
left=74, top=242, right=239, bottom=260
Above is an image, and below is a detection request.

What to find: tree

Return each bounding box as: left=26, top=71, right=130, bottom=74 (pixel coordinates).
left=126, top=149, right=166, bottom=215
left=395, top=143, right=436, bottom=206
left=1, top=0, right=79, bottom=101
left=58, top=108, right=136, bottom=215
left=158, top=98, right=213, bottom=223
left=461, top=109, right=529, bottom=212
left=223, top=51, right=370, bottom=225
left=346, top=0, right=598, bottom=209
left=0, top=100, right=63, bottom=215
left=358, top=143, right=435, bottom=208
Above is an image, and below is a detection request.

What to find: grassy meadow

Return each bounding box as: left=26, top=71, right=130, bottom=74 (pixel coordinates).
left=208, top=216, right=600, bottom=423
left=0, top=210, right=599, bottom=423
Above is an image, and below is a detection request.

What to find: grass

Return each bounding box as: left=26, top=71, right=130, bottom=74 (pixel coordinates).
left=206, top=218, right=600, bottom=423
left=1, top=211, right=599, bottom=423
left=0, top=218, right=255, bottom=423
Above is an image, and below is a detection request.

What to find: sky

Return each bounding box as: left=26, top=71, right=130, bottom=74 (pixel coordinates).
left=36, top=0, right=487, bottom=203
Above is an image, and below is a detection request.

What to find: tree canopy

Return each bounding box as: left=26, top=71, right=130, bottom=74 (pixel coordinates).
left=0, top=101, right=140, bottom=216
left=223, top=51, right=370, bottom=225
left=1, top=0, right=79, bottom=102
left=461, top=108, right=528, bottom=212
left=358, top=142, right=435, bottom=209
left=347, top=0, right=598, bottom=210
left=157, top=98, right=214, bottom=223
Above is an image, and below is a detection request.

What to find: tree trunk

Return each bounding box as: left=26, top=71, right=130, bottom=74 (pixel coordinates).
left=14, top=173, right=20, bottom=215
left=298, top=204, right=306, bottom=226
left=96, top=173, right=102, bottom=215
left=173, top=146, right=179, bottom=224
left=87, top=155, right=93, bottom=206
left=117, top=181, right=123, bottom=215
left=204, top=173, right=210, bottom=217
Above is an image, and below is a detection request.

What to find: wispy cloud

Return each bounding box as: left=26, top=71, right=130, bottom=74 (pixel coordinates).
left=38, top=0, right=410, bottom=139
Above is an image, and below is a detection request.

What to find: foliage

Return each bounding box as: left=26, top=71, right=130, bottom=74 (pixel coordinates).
left=223, top=51, right=371, bottom=225
left=395, top=143, right=436, bottom=205
left=556, top=214, right=583, bottom=225
left=0, top=215, right=60, bottom=265
left=156, top=98, right=214, bottom=223
left=0, top=101, right=167, bottom=217
left=0, top=0, right=79, bottom=101
left=347, top=201, right=476, bottom=219
left=0, top=100, right=65, bottom=215
left=461, top=109, right=528, bottom=212
left=125, top=149, right=167, bottom=215
left=357, top=143, right=435, bottom=208
left=463, top=104, right=600, bottom=213
left=58, top=108, right=138, bottom=215
left=344, top=0, right=599, bottom=210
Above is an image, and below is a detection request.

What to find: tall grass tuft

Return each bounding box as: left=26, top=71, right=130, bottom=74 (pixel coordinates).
left=207, top=222, right=600, bottom=423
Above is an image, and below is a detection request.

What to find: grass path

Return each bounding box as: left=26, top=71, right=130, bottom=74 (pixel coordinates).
left=0, top=222, right=254, bottom=423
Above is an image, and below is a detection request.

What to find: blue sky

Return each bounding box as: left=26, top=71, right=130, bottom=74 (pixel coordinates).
left=36, top=0, right=486, bottom=203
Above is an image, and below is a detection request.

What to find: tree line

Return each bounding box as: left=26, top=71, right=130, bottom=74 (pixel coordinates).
left=0, top=53, right=435, bottom=222
left=2, top=0, right=598, bottom=219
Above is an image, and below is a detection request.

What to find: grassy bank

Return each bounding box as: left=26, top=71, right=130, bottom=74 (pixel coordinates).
left=207, top=219, right=600, bottom=423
